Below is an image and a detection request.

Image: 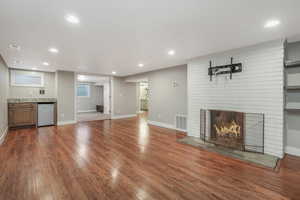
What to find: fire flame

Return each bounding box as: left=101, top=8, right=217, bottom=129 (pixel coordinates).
left=214, top=120, right=241, bottom=137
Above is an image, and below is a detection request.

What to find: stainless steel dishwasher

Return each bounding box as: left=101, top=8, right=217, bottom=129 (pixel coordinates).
left=38, top=103, right=55, bottom=127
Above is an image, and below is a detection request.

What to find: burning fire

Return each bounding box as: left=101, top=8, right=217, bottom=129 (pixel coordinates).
left=214, top=120, right=241, bottom=137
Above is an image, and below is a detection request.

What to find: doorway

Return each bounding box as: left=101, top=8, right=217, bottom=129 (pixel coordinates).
left=76, top=74, right=111, bottom=122
left=138, top=82, right=149, bottom=113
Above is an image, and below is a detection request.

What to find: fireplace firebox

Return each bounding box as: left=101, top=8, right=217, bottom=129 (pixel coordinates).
left=200, top=109, right=264, bottom=153
left=210, top=110, right=244, bottom=151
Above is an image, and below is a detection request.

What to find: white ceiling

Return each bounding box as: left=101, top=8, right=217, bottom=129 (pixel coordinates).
left=0, top=0, right=300, bottom=76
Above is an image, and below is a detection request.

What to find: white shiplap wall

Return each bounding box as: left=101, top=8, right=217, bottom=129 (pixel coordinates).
left=187, top=40, right=285, bottom=158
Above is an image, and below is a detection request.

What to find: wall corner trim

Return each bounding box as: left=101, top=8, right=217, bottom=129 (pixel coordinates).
left=57, top=120, right=77, bottom=126
left=0, top=127, right=8, bottom=145
left=285, top=146, right=300, bottom=157
left=148, top=120, right=187, bottom=132
left=111, top=114, right=137, bottom=120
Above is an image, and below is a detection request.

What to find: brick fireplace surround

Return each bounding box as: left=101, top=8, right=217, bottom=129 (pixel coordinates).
left=187, top=39, right=284, bottom=158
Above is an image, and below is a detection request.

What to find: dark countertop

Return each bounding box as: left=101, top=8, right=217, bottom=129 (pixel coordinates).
left=8, top=98, right=57, bottom=103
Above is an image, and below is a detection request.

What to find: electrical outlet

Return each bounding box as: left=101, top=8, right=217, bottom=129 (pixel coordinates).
left=39, top=89, right=45, bottom=95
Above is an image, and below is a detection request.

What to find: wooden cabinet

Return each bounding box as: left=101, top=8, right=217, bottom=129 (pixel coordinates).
left=8, top=103, right=37, bottom=128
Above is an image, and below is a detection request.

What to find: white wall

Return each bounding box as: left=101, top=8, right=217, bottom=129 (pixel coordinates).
left=77, top=83, right=103, bottom=112
left=9, top=69, right=56, bottom=98
left=102, top=82, right=110, bottom=114
left=0, top=55, right=9, bottom=144
left=187, top=40, right=285, bottom=158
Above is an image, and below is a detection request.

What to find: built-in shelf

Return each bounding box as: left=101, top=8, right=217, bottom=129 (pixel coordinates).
left=287, top=73, right=300, bottom=85
left=285, top=60, right=300, bottom=68
left=286, top=86, right=300, bottom=90
left=286, top=108, right=300, bottom=111
left=286, top=103, right=300, bottom=111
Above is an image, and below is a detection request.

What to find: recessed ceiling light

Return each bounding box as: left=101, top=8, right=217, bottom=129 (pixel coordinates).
left=9, top=44, right=21, bottom=51
left=48, top=48, right=59, bottom=53
left=264, top=19, right=280, bottom=28
left=168, top=50, right=175, bottom=56
left=112, top=71, right=116, bottom=75
left=138, top=63, right=144, bottom=67
left=65, top=14, right=80, bottom=24
left=77, top=75, right=86, bottom=81
left=43, top=62, right=49, bottom=66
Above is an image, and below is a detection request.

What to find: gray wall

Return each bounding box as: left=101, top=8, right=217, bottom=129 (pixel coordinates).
left=77, top=83, right=103, bottom=112
left=9, top=70, right=56, bottom=98
left=112, top=77, right=137, bottom=116
left=0, top=55, right=9, bottom=143
left=125, top=64, right=187, bottom=125
left=286, top=41, right=300, bottom=61
left=56, top=71, right=75, bottom=123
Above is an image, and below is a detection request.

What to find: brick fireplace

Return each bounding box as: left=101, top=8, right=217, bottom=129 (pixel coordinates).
left=188, top=40, right=284, bottom=158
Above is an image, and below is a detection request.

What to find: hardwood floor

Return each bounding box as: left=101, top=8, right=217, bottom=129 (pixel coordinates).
left=0, top=114, right=300, bottom=200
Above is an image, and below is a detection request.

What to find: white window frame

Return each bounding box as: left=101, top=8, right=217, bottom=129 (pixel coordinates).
left=77, top=83, right=90, bottom=98
left=10, top=70, right=44, bottom=87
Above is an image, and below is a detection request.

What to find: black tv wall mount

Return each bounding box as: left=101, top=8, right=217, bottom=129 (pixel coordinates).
left=208, top=57, right=242, bottom=81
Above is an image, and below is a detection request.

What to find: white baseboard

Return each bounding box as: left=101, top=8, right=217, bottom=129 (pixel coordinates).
left=285, top=146, right=300, bottom=157
left=0, top=126, right=8, bottom=145
left=77, top=110, right=97, bottom=113
left=148, top=120, right=187, bottom=132
left=57, top=120, right=77, bottom=126
left=148, top=120, right=174, bottom=130
left=175, top=128, right=188, bottom=132
left=111, top=114, right=137, bottom=119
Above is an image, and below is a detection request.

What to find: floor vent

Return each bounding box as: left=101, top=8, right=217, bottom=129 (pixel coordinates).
left=175, top=115, right=187, bottom=131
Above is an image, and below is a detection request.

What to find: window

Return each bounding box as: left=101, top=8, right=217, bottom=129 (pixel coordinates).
left=10, top=70, right=44, bottom=87
left=77, top=84, right=90, bottom=97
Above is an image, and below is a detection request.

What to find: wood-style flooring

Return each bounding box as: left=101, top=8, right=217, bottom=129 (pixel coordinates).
left=0, top=114, right=300, bottom=200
